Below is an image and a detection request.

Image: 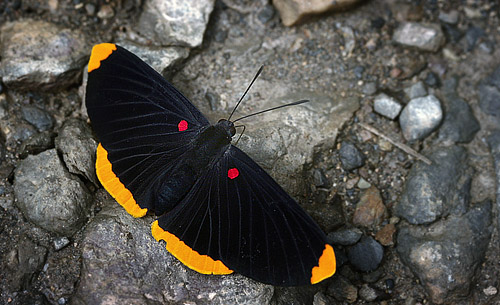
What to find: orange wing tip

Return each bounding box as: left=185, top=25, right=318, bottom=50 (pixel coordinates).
left=151, top=220, right=233, bottom=275
left=310, top=244, right=336, bottom=284
left=88, top=43, right=117, bottom=72
left=96, top=143, right=147, bottom=218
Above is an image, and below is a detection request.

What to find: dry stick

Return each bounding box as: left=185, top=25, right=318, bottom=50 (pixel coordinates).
left=359, top=123, right=432, bottom=165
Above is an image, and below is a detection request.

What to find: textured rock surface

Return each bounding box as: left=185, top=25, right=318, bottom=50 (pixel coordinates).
left=395, top=146, right=471, bottom=225
left=72, top=204, right=274, bottom=305
left=397, top=201, right=492, bottom=304
left=136, top=0, right=215, bottom=48
left=399, top=95, right=443, bottom=141
left=14, top=149, right=92, bottom=235
left=373, top=93, right=402, bottom=120
left=393, top=22, right=445, bottom=52
left=0, top=19, right=88, bottom=90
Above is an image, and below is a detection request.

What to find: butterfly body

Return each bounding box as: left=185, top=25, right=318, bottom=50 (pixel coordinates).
left=86, top=43, right=336, bottom=286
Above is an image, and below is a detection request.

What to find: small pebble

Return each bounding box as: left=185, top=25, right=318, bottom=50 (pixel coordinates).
left=339, top=142, right=365, bottom=171
left=425, top=72, right=440, bottom=87
left=374, top=93, right=402, bottom=120
left=483, top=286, right=498, bottom=296
left=348, top=236, right=384, bottom=272
left=399, top=95, right=443, bottom=141
left=357, top=178, right=371, bottom=189
left=97, top=4, right=114, bottom=19
left=85, top=3, right=96, bottom=15
left=363, top=82, right=377, bottom=95
left=53, top=236, right=70, bottom=251
left=327, top=227, right=363, bottom=246
left=438, top=10, right=459, bottom=24
left=393, top=22, right=445, bottom=52
left=404, top=81, right=427, bottom=99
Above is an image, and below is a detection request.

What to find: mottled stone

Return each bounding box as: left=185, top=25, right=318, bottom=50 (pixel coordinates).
left=375, top=223, right=396, bottom=246
left=397, top=200, right=492, bottom=304
left=393, top=22, right=445, bottom=52
left=136, top=0, right=215, bottom=48
left=21, top=105, right=54, bottom=132
left=339, top=141, right=365, bottom=171
left=373, top=93, right=402, bottom=120
left=399, top=95, right=443, bottom=141
left=347, top=236, right=384, bottom=272
left=327, top=275, right=358, bottom=303
left=0, top=20, right=88, bottom=90
left=352, top=186, right=388, bottom=228
left=72, top=204, right=274, bottom=304
left=327, top=227, right=362, bottom=246
left=404, top=81, right=427, bottom=99
left=273, top=0, right=362, bottom=26
left=14, top=149, right=92, bottom=235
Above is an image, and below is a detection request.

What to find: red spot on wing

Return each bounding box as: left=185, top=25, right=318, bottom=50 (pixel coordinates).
left=227, top=168, right=239, bottom=179
left=178, top=120, right=188, bottom=131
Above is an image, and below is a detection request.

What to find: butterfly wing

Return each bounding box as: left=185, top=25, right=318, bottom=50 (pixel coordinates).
left=152, top=145, right=336, bottom=286
left=86, top=43, right=210, bottom=217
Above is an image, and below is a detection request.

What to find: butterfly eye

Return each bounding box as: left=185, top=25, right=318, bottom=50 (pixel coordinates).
left=227, top=168, right=239, bottom=179
left=178, top=120, right=188, bottom=131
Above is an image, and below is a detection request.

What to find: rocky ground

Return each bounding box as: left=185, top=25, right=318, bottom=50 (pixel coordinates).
left=0, top=0, right=499, bottom=304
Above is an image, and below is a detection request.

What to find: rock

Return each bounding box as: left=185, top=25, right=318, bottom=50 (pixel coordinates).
left=257, top=5, right=276, bottom=24
left=438, top=78, right=480, bottom=143
left=352, top=186, right=388, bottom=228
left=374, top=223, right=396, bottom=246
left=362, top=82, right=377, bottom=95
left=438, top=10, right=459, bottom=24
left=465, top=25, right=485, bottom=51
left=55, top=119, right=98, bottom=185
left=116, top=41, right=190, bottom=76
left=53, top=237, right=70, bottom=251
left=339, top=141, right=365, bottom=171
left=327, top=275, right=358, bottom=303
left=399, top=95, right=443, bottom=142
left=312, top=168, right=328, bottom=187
left=18, top=131, right=55, bottom=159
left=357, top=178, right=371, bottom=189
left=395, top=145, right=472, bottom=225
left=478, top=65, right=500, bottom=120
left=0, top=20, right=88, bottom=90
left=136, top=0, right=215, bottom=48
left=487, top=131, right=500, bottom=229
left=0, top=117, right=37, bottom=149
left=312, top=292, right=331, bottom=305
left=96, top=4, right=114, bottom=19
left=424, top=72, right=440, bottom=87
left=393, top=22, right=445, bottom=52
left=13, top=149, right=92, bottom=235
left=21, top=105, right=54, bottom=132
left=327, top=227, right=362, bottom=246
left=373, top=93, right=402, bottom=120
left=72, top=204, right=274, bottom=304
left=404, top=81, right=427, bottom=99
left=397, top=200, right=492, bottom=304
left=347, top=236, right=384, bottom=272
left=272, top=0, right=362, bottom=26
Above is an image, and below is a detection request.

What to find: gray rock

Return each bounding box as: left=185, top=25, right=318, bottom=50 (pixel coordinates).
left=53, top=237, right=70, bottom=251
left=362, top=82, right=377, bottom=95
left=72, top=204, right=273, bottom=305
left=136, top=0, right=215, bottom=48
left=399, top=95, right=443, bottom=141
left=395, top=145, right=472, bottom=225
left=0, top=117, right=37, bottom=149
left=21, top=105, right=54, bottom=132
left=393, top=22, right=445, bottom=52
left=404, top=81, right=427, bottom=100
left=373, top=93, right=402, bottom=120
left=487, top=131, right=500, bottom=229
left=327, top=227, right=362, bottom=246
left=18, top=131, right=55, bottom=158
left=116, top=41, right=190, bottom=76
left=438, top=78, right=480, bottom=143
left=347, top=236, right=383, bottom=272
left=327, top=275, right=358, bottom=303
left=397, top=200, right=492, bottom=304
left=339, top=141, right=365, bottom=170
left=55, top=119, right=98, bottom=185
left=465, top=25, right=485, bottom=51
left=438, top=10, right=459, bottom=24
left=478, top=65, right=500, bottom=120
left=312, top=168, right=328, bottom=187
left=14, top=149, right=92, bottom=235
left=0, top=20, right=88, bottom=90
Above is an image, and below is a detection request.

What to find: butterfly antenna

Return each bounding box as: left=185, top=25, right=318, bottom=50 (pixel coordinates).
left=228, top=65, right=264, bottom=122
left=232, top=99, right=310, bottom=123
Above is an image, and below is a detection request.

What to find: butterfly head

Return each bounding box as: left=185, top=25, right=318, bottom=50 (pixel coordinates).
left=217, top=119, right=236, bottom=138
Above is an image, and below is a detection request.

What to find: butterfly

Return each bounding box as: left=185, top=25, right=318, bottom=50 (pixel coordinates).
left=85, top=43, right=336, bottom=286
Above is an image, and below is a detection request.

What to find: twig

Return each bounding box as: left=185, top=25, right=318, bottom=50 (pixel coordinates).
left=359, top=123, right=432, bottom=165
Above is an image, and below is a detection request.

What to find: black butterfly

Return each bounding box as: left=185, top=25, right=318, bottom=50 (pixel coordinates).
left=85, top=43, right=336, bottom=286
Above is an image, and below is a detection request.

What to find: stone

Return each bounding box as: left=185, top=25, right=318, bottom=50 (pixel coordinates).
left=312, top=168, right=328, bottom=187
left=21, top=105, right=54, bottom=132
left=327, top=227, right=362, bottom=246
left=347, top=236, right=384, bottom=272
left=487, top=131, right=500, bottom=229
left=55, top=119, right=98, bottom=185
left=438, top=10, right=459, bottom=24
left=399, top=95, right=443, bottom=141
left=136, top=0, right=215, bottom=48
left=73, top=204, right=274, bottom=304
left=478, top=65, right=500, bottom=120
left=438, top=78, right=480, bottom=143
left=327, top=275, right=358, bottom=303
left=13, top=149, right=92, bottom=235
left=272, top=0, right=362, bottom=26
left=404, top=81, right=427, bottom=99
left=395, top=145, right=472, bottom=225
left=53, top=237, right=70, bottom=251
left=375, top=223, right=396, bottom=246
left=397, top=200, right=492, bottom=304
left=465, top=25, right=485, bottom=51
left=352, top=186, right=388, bottom=228
left=339, top=141, right=365, bottom=171
left=362, top=82, right=377, bottom=95
left=373, top=93, right=402, bottom=120
left=393, top=22, right=445, bottom=52
left=18, top=131, right=55, bottom=159
left=0, top=117, right=37, bottom=149
left=0, top=19, right=88, bottom=90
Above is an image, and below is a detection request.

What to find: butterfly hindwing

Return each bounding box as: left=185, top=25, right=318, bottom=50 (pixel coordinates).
left=86, top=43, right=210, bottom=216
left=152, top=145, right=336, bottom=286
